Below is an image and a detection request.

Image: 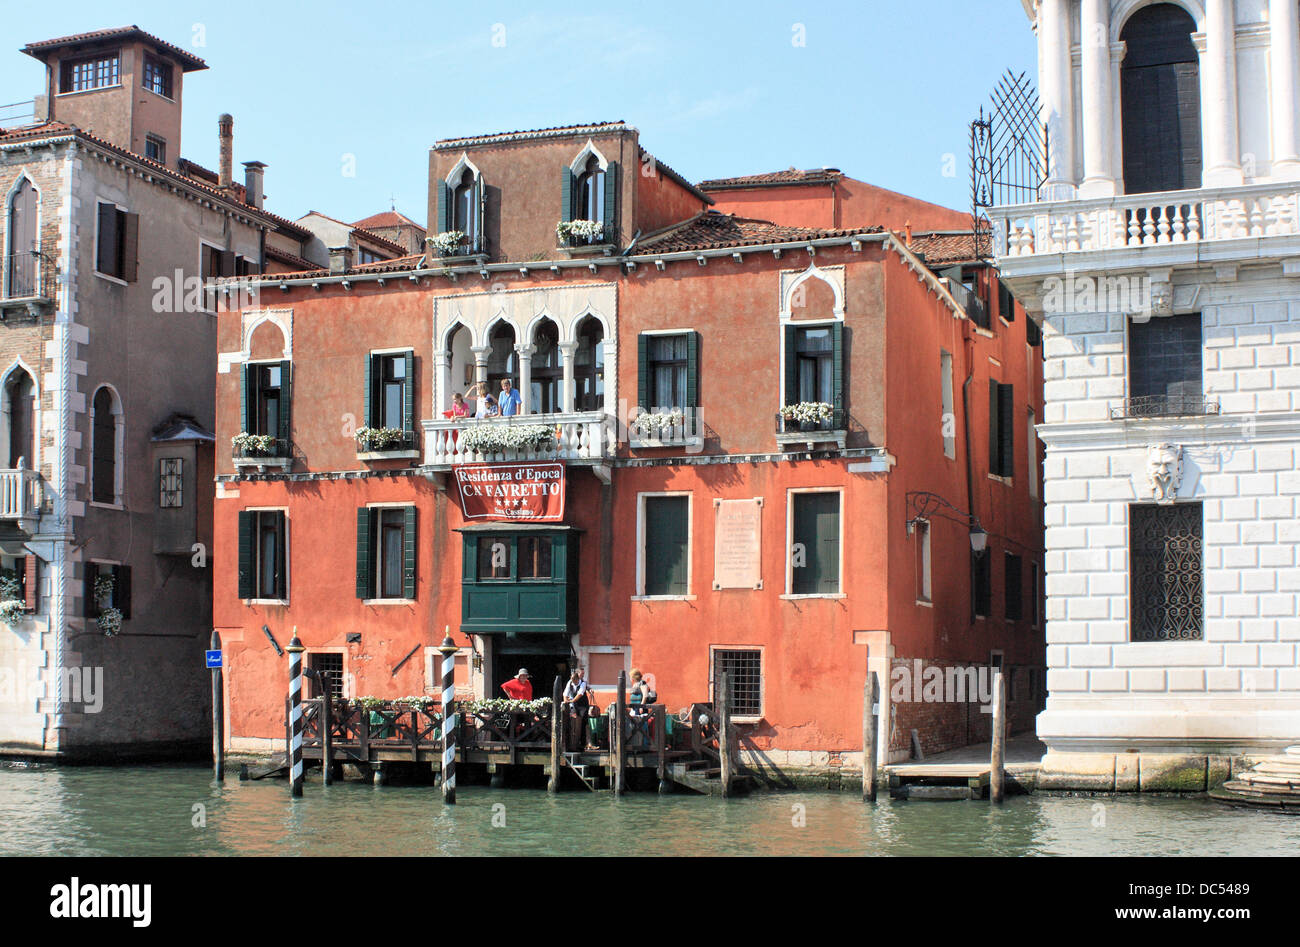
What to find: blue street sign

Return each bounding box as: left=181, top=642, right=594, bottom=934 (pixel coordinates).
left=205, top=650, right=223, bottom=669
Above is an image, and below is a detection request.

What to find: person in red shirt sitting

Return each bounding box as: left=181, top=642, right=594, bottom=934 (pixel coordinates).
left=500, top=668, right=532, bottom=701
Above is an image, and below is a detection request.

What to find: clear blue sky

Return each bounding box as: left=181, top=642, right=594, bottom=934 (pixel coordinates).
left=3, top=1, right=1037, bottom=228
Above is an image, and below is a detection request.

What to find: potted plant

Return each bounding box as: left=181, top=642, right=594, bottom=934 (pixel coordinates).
left=92, top=573, right=121, bottom=636
left=0, top=575, right=25, bottom=626
left=781, top=401, right=835, bottom=432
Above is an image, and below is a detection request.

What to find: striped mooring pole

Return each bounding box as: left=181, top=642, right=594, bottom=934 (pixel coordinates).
left=438, top=630, right=458, bottom=805
left=287, top=631, right=305, bottom=798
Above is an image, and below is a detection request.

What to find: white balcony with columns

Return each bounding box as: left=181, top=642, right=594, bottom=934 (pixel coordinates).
left=424, top=283, right=619, bottom=479
left=997, top=0, right=1300, bottom=788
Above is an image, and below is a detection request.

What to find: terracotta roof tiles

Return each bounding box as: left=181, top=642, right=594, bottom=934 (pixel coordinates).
left=22, top=25, right=207, bottom=71
left=906, top=230, right=992, bottom=267
left=698, top=168, right=843, bottom=190
left=636, top=212, right=881, bottom=254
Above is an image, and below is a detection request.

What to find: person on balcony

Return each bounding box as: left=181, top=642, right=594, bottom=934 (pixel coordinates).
left=501, top=668, right=532, bottom=700
left=497, top=378, right=522, bottom=417
left=448, top=392, right=468, bottom=418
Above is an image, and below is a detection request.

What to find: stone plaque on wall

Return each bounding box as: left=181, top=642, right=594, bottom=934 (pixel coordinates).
left=713, top=498, right=763, bottom=590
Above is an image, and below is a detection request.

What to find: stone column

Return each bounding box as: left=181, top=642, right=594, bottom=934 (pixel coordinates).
left=1079, top=0, right=1117, bottom=197
left=558, top=341, right=578, bottom=414
left=1039, top=0, right=1078, bottom=200
left=1201, top=0, right=1244, bottom=187
left=515, top=343, right=534, bottom=415
left=470, top=344, right=490, bottom=394
left=1271, top=0, right=1300, bottom=179
left=433, top=348, right=450, bottom=415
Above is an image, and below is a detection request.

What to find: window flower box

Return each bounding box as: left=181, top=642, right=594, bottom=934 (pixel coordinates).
left=0, top=576, right=27, bottom=626
left=356, top=427, right=419, bottom=459
left=458, top=422, right=555, bottom=455
left=231, top=432, right=292, bottom=470
left=775, top=403, right=846, bottom=450
left=629, top=409, right=702, bottom=449
left=556, top=219, right=613, bottom=255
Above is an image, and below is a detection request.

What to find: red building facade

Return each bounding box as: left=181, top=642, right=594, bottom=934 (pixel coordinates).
left=213, top=123, right=1044, bottom=771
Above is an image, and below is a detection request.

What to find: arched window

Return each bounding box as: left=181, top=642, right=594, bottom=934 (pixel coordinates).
left=1120, top=4, right=1202, bottom=194
left=576, top=155, right=604, bottom=222
left=91, top=386, right=122, bottom=505
left=453, top=168, right=478, bottom=250
left=486, top=323, right=517, bottom=395
left=574, top=317, right=604, bottom=412
left=3, top=368, right=35, bottom=469
left=529, top=319, right=562, bottom=414
left=6, top=178, right=38, bottom=298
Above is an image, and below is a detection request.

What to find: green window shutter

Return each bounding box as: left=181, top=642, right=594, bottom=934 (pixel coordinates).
left=356, top=508, right=373, bottom=599
left=402, top=351, right=415, bottom=433
left=999, top=383, right=1015, bottom=478
left=831, top=321, right=845, bottom=426
left=686, top=331, right=700, bottom=409
left=237, top=511, right=253, bottom=599
left=784, top=325, right=798, bottom=405
left=793, top=493, right=840, bottom=594
left=475, top=181, right=486, bottom=254
left=644, top=496, right=688, bottom=596
left=637, top=334, right=649, bottom=411
left=113, top=565, right=131, bottom=619
left=83, top=561, right=99, bottom=618
left=278, top=360, right=292, bottom=450
left=560, top=167, right=574, bottom=223
left=436, top=182, right=451, bottom=234
left=363, top=354, right=374, bottom=429
left=603, top=161, right=620, bottom=243
left=240, top=364, right=250, bottom=433
left=402, top=506, right=417, bottom=599
left=988, top=379, right=1000, bottom=475
left=817, top=495, right=841, bottom=594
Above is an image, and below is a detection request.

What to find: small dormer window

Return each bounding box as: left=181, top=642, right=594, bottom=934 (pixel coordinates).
left=144, top=135, right=166, bottom=163
left=576, top=155, right=605, bottom=223
left=142, top=55, right=173, bottom=98
left=61, top=54, right=120, bottom=93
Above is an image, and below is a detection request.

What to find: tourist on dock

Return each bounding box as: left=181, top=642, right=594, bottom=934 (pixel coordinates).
left=563, top=667, right=593, bottom=750
left=501, top=668, right=532, bottom=701
left=626, top=668, right=656, bottom=748
left=497, top=377, right=522, bottom=416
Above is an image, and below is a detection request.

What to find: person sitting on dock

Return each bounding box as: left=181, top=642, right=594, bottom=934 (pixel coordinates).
left=501, top=668, right=532, bottom=701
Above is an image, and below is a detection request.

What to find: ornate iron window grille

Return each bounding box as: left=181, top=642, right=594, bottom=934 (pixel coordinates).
left=1110, top=396, right=1220, bottom=420
left=1130, top=503, right=1203, bottom=642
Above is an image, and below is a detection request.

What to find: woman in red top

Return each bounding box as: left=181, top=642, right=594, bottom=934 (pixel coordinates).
left=500, top=669, right=532, bottom=700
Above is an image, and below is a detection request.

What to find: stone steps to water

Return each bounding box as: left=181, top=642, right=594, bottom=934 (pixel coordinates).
left=1210, top=746, right=1300, bottom=812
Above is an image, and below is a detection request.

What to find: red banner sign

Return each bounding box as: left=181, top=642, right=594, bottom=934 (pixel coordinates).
left=453, top=462, right=566, bottom=522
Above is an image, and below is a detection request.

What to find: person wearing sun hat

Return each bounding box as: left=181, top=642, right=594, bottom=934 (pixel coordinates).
left=500, top=668, right=532, bottom=700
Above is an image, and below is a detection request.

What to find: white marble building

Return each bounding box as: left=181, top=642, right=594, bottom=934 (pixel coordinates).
left=991, top=0, right=1300, bottom=789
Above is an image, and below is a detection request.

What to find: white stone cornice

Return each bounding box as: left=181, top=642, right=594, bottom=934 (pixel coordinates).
left=1037, top=412, right=1300, bottom=450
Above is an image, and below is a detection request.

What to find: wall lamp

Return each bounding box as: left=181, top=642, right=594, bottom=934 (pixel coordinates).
left=905, top=491, right=988, bottom=554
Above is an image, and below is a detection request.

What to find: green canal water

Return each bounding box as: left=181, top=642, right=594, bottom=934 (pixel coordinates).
left=1, top=764, right=1296, bottom=857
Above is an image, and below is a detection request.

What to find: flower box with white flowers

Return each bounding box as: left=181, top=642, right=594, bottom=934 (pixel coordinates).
left=556, top=219, right=614, bottom=255
left=231, top=432, right=292, bottom=470
left=629, top=408, right=702, bottom=449
left=456, top=423, right=556, bottom=458
left=425, top=231, right=485, bottom=265
left=775, top=402, right=846, bottom=449
left=356, top=426, right=419, bottom=460
left=0, top=575, right=29, bottom=627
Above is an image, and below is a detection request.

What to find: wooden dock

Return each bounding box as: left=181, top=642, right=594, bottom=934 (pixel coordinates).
left=257, top=690, right=746, bottom=796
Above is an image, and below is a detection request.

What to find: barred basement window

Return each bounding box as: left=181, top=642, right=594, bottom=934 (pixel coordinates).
left=159, top=458, right=183, bottom=508
left=1130, top=502, right=1203, bottom=641
left=714, top=648, right=762, bottom=718
left=308, top=652, right=344, bottom=700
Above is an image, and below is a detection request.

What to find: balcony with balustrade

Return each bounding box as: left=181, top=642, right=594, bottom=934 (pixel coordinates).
left=421, top=412, right=617, bottom=478
left=1, top=250, right=57, bottom=315
left=988, top=181, right=1300, bottom=270
left=0, top=461, right=41, bottom=533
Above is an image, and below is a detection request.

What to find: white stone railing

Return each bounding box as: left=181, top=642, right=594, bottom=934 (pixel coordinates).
left=0, top=465, right=40, bottom=522
left=990, top=181, right=1300, bottom=257
left=422, top=411, right=616, bottom=466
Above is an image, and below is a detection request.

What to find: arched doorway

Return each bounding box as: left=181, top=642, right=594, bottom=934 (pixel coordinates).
left=573, top=316, right=604, bottom=413
left=529, top=319, right=562, bottom=415
left=1120, top=4, right=1202, bottom=194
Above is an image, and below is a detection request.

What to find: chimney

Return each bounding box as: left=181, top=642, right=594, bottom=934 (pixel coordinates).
left=329, top=246, right=353, bottom=275
left=243, top=161, right=266, bottom=210
left=218, top=113, right=234, bottom=188
left=904, top=221, right=913, bottom=246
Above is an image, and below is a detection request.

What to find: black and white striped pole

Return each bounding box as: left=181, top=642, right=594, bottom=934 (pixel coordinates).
left=287, top=630, right=305, bottom=798
left=438, top=629, right=458, bottom=805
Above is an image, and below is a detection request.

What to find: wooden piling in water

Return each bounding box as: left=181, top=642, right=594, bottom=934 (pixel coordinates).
left=991, top=669, right=1006, bottom=804
left=614, top=670, right=627, bottom=795
left=210, top=630, right=224, bottom=783
left=321, top=677, right=334, bottom=786
left=548, top=675, right=563, bottom=793
left=287, top=633, right=305, bottom=798
left=655, top=704, right=668, bottom=794
left=862, top=671, right=877, bottom=803
left=438, top=633, right=458, bottom=805
left=718, top=671, right=733, bottom=798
